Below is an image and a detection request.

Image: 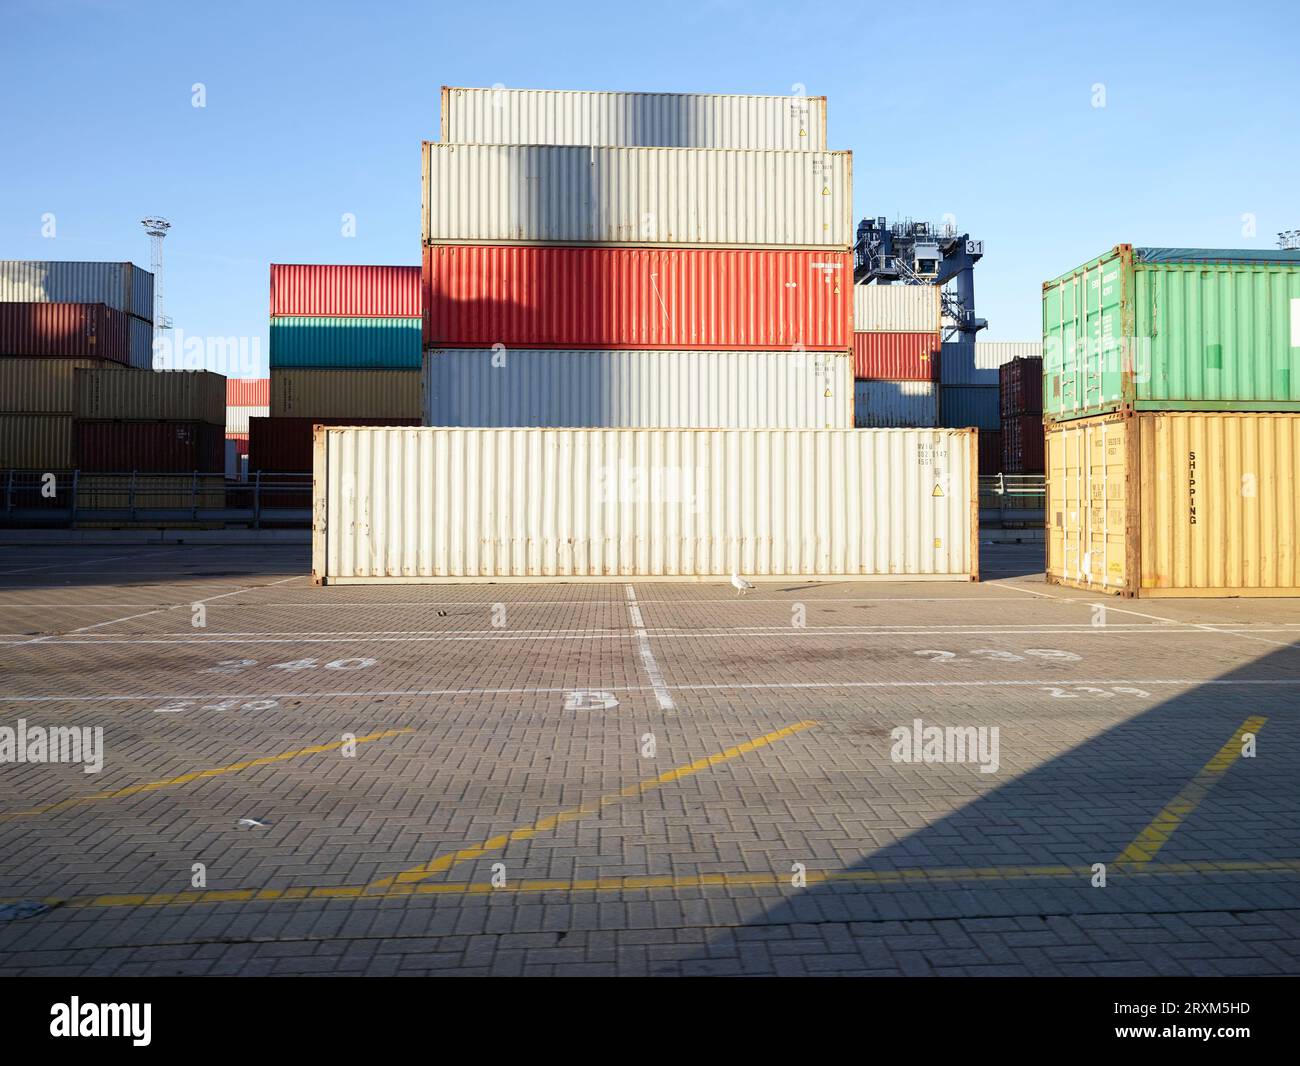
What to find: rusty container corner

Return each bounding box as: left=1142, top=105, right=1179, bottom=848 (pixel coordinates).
left=311, top=422, right=328, bottom=585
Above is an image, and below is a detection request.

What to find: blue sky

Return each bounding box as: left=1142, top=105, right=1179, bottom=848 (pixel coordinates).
left=2, top=0, right=1297, bottom=374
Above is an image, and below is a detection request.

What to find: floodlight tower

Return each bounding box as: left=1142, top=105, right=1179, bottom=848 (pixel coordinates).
left=1278, top=230, right=1300, bottom=251
left=140, top=217, right=172, bottom=330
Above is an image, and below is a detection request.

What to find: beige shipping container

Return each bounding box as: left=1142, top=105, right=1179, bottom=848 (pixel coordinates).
left=853, top=285, right=941, bottom=332
left=440, top=86, right=828, bottom=151
left=312, top=426, right=978, bottom=583
left=75, top=368, right=226, bottom=424
left=1046, top=412, right=1300, bottom=596
left=0, top=414, right=74, bottom=467
left=270, top=369, right=421, bottom=418
left=422, top=143, right=853, bottom=249
left=0, top=358, right=121, bottom=413
left=422, top=348, right=852, bottom=429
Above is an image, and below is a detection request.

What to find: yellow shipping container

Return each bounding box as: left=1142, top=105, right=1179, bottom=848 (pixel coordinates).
left=1046, top=412, right=1300, bottom=596
left=75, top=368, right=226, bottom=425
left=0, top=414, right=74, bottom=467
left=270, top=369, right=420, bottom=418
left=0, top=358, right=121, bottom=413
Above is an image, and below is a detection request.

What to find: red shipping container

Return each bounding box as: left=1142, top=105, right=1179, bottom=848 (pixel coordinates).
left=74, top=421, right=225, bottom=472
left=1001, top=414, right=1045, bottom=474
left=852, top=331, right=940, bottom=380
left=270, top=264, right=420, bottom=318
left=0, top=303, right=131, bottom=363
left=978, top=429, right=1002, bottom=474
left=999, top=356, right=1043, bottom=418
left=226, top=378, right=269, bottom=406
left=423, top=245, right=852, bottom=351
left=226, top=431, right=249, bottom=454
left=248, top=416, right=420, bottom=472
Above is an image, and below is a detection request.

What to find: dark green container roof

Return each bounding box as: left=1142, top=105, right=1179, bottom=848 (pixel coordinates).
left=1134, top=247, right=1300, bottom=265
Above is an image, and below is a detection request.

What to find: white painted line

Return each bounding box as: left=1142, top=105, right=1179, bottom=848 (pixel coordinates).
left=625, top=583, right=675, bottom=712
left=0, top=548, right=186, bottom=576
left=6, top=625, right=1298, bottom=647
left=0, top=596, right=1043, bottom=609
left=4, top=676, right=1299, bottom=705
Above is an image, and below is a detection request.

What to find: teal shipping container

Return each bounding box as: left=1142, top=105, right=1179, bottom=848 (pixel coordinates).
left=269, top=316, right=421, bottom=369
left=1042, top=245, right=1300, bottom=422
left=939, top=385, right=999, bottom=429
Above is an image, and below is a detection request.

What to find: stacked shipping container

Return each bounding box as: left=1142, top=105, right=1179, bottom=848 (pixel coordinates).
left=850, top=285, right=940, bottom=428
left=423, top=86, right=854, bottom=430
left=1, top=261, right=155, bottom=469
left=225, top=378, right=269, bottom=478
left=998, top=355, right=1044, bottom=473
left=260, top=265, right=421, bottom=471
left=1042, top=244, right=1300, bottom=595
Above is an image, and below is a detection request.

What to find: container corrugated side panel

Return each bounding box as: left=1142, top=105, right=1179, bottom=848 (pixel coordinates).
left=940, top=340, right=1042, bottom=385
left=851, top=332, right=939, bottom=380
left=939, top=385, right=1000, bottom=429
left=0, top=414, right=74, bottom=467
left=270, top=369, right=422, bottom=418
left=852, top=380, right=938, bottom=428
left=1132, top=261, right=1300, bottom=410
left=852, top=286, right=941, bottom=332
left=268, top=316, right=422, bottom=369
left=422, top=143, right=852, bottom=249
left=75, top=369, right=226, bottom=424
left=440, top=86, right=828, bottom=151
left=0, top=358, right=120, bottom=413
left=74, top=421, right=225, bottom=472
left=423, top=349, right=852, bottom=428
left=251, top=416, right=421, bottom=472
left=423, top=245, right=852, bottom=350
left=227, top=378, right=270, bottom=406
left=269, top=264, right=421, bottom=317
left=315, top=427, right=975, bottom=581
left=1139, top=413, right=1300, bottom=595
left=0, top=261, right=152, bottom=318
left=226, top=405, right=269, bottom=434
left=127, top=315, right=154, bottom=369
left=0, top=304, right=130, bottom=362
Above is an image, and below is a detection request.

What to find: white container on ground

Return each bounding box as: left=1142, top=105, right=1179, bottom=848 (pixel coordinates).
left=853, top=285, right=941, bottom=332
left=940, top=340, right=1042, bottom=385
left=422, top=143, right=852, bottom=249
left=440, top=86, right=828, bottom=151
left=422, top=348, right=851, bottom=429
left=312, top=427, right=977, bottom=583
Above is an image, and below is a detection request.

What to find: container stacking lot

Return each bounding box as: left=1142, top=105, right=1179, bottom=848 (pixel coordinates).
left=0, top=543, right=1297, bottom=976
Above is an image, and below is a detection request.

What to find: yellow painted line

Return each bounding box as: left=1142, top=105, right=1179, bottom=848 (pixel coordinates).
left=7, top=860, right=1300, bottom=912
left=368, top=720, right=821, bottom=891
left=1113, top=715, right=1267, bottom=867
left=0, top=728, right=413, bottom=822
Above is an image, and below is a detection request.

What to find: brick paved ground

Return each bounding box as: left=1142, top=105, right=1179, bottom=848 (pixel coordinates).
left=0, top=543, right=1297, bottom=976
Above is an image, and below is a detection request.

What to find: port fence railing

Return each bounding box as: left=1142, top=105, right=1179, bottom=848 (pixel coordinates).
left=3, top=469, right=1047, bottom=531
left=1, top=470, right=312, bottom=528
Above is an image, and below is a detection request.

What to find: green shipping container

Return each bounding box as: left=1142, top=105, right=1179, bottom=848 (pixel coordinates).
left=1042, top=245, right=1300, bottom=422
left=269, top=316, right=421, bottom=369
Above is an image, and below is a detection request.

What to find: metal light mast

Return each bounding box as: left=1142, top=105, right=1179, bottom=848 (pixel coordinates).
left=140, top=217, right=172, bottom=331
left=1278, top=230, right=1300, bottom=250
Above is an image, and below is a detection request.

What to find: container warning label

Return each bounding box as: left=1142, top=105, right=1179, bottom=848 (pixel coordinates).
left=932, top=484, right=944, bottom=498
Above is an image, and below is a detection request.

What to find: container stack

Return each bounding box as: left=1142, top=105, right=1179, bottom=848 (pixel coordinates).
left=849, top=285, right=941, bottom=428
left=258, top=264, right=421, bottom=472
left=1042, top=244, right=1300, bottom=596
left=225, top=378, right=268, bottom=478
left=422, top=87, right=854, bottom=429
left=0, top=261, right=154, bottom=469
left=939, top=340, right=1041, bottom=470
left=998, top=355, right=1044, bottom=473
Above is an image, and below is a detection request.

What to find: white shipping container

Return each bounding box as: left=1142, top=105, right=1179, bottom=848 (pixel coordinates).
left=940, top=340, right=1043, bottom=385
left=440, top=86, right=828, bottom=151
left=312, top=426, right=977, bottom=582
left=0, top=260, right=154, bottom=321
left=423, top=143, right=852, bottom=249
left=853, top=285, right=941, bottom=332
left=423, top=349, right=851, bottom=429
left=226, top=404, right=270, bottom=434
left=854, top=380, right=939, bottom=428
